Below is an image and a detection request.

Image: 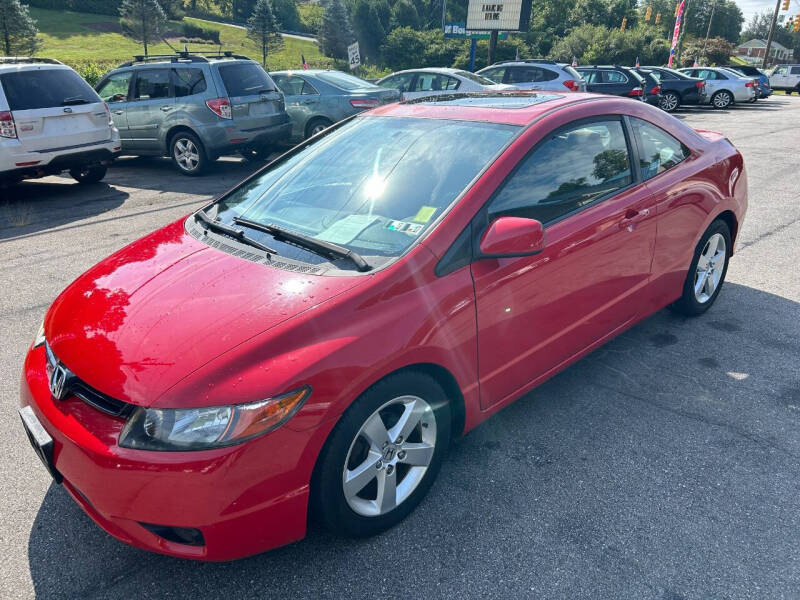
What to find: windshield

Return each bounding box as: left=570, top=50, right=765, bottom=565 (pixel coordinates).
left=316, top=71, right=376, bottom=90
left=212, top=116, right=518, bottom=267
left=455, top=71, right=497, bottom=86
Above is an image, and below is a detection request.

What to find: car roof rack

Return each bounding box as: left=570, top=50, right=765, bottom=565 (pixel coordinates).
left=494, top=59, right=557, bottom=66
left=0, top=56, right=63, bottom=65
left=117, top=51, right=252, bottom=68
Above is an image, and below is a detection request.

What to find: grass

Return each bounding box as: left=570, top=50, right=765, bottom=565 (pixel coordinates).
left=30, top=7, right=326, bottom=72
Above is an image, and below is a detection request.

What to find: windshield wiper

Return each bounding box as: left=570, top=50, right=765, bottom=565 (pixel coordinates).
left=194, top=211, right=278, bottom=255
left=233, top=217, right=372, bottom=272
left=61, top=97, right=90, bottom=106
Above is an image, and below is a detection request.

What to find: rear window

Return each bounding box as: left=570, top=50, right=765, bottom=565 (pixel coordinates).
left=455, top=71, right=496, bottom=86
left=315, top=71, right=374, bottom=90
left=563, top=66, right=582, bottom=80
left=1, top=68, right=100, bottom=111
left=218, top=62, right=276, bottom=96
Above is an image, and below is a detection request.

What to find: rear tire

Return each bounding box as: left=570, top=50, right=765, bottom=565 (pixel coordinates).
left=711, top=90, right=733, bottom=109
left=170, top=131, right=207, bottom=176
left=305, top=117, right=332, bottom=140
left=69, top=165, right=107, bottom=184
left=669, top=220, right=731, bottom=317
left=312, top=371, right=450, bottom=538
left=659, top=91, right=680, bottom=112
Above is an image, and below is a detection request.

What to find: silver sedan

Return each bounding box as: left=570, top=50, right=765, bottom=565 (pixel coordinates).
left=678, top=67, right=756, bottom=108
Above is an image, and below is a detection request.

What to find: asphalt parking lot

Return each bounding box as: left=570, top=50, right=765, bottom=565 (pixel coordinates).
left=2, top=97, right=799, bottom=599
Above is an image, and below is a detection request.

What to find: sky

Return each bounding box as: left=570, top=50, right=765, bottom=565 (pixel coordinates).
left=736, top=0, right=800, bottom=24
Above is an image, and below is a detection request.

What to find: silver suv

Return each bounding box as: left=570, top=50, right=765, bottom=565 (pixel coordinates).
left=95, top=52, right=291, bottom=175
left=476, top=60, right=587, bottom=92
left=1, top=57, right=120, bottom=186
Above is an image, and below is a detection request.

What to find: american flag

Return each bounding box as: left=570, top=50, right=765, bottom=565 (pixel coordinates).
left=301, top=55, right=308, bottom=70
left=572, top=56, right=578, bottom=67
left=635, top=56, right=640, bottom=68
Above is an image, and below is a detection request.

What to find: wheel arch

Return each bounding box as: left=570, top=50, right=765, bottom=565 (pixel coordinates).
left=165, top=124, right=203, bottom=155
left=715, top=209, right=739, bottom=252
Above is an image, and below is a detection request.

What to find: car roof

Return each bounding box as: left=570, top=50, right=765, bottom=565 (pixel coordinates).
left=271, top=69, right=356, bottom=76
left=385, top=67, right=462, bottom=76
left=0, top=58, right=71, bottom=74
left=366, top=91, right=611, bottom=126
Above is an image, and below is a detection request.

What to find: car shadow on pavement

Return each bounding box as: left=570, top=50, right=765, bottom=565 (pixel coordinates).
left=0, top=182, right=128, bottom=241
left=26, top=282, right=800, bottom=599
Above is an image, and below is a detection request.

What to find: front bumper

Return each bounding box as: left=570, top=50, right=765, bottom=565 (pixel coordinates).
left=19, top=344, right=327, bottom=561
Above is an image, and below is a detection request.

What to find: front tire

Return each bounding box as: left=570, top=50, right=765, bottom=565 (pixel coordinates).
left=312, top=371, right=450, bottom=538
left=670, top=220, right=731, bottom=316
left=711, top=90, right=733, bottom=109
left=170, top=131, right=207, bottom=176
left=659, top=91, right=680, bottom=112
left=69, top=165, right=107, bottom=184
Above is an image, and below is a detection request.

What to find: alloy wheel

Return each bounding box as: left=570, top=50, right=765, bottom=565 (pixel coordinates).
left=713, top=92, right=731, bottom=108
left=310, top=123, right=328, bottom=136
left=342, top=395, right=437, bottom=517
left=660, top=92, right=679, bottom=112
left=174, top=138, right=200, bottom=172
left=694, top=233, right=726, bottom=303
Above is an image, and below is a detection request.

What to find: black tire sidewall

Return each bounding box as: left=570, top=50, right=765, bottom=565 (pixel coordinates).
left=69, top=166, right=106, bottom=184
left=672, top=220, right=731, bottom=316
left=312, top=371, right=451, bottom=538
left=170, top=131, right=207, bottom=176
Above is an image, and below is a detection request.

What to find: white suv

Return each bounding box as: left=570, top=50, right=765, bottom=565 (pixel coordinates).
left=769, top=65, right=800, bottom=94
left=0, top=58, right=120, bottom=186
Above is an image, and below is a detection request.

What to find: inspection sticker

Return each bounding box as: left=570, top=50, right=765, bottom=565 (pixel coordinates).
left=413, top=206, right=437, bottom=223
left=385, top=220, right=410, bottom=232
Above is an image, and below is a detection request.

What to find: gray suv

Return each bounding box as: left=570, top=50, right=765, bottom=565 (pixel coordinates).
left=95, top=52, right=291, bottom=175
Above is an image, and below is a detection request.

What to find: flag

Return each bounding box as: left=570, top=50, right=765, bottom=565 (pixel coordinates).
left=572, top=56, right=578, bottom=67
left=301, top=54, right=308, bottom=70
left=635, top=56, right=640, bottom=68
left=692, top=57, right=699, bottom=67
left=667, top=0, right=685, bottom=68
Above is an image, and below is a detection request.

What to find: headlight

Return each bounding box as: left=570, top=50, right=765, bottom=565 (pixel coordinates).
left=33, top=322, right=46, bottom=348
left=118, top=387, right=311, bottom=451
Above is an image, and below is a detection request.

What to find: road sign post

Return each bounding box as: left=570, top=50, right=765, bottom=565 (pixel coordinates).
left=347, top=41, right=360, bottom=72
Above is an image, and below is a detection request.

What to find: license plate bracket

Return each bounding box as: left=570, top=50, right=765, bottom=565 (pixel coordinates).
left=19, top=406, right=62, bottom=483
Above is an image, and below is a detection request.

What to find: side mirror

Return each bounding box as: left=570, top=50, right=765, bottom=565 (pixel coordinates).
left=479, top=216, right=545, bottom=257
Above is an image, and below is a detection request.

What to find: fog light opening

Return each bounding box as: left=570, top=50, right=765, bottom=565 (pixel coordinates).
left=139, top=523, right=205, bottom=546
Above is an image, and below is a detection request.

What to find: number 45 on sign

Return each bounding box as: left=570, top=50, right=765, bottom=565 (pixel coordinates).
left=348, top=42, right=360, bottom=71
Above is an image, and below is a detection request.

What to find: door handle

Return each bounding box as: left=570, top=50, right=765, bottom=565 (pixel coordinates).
left=300, top=99, right=314, bottom=105
left=113, top=110, right=124, bottom=115
left=618, top=208, right=650, bottom=229
left=160, top=105, right=173, bottom=111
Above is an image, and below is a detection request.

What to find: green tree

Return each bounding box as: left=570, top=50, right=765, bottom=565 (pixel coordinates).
left=548, top=23, right=670, bottom=66
left=391, top=0, right=420, bottom=30
left=452, top=36, right=531, bottom=70
left=679, top=35, right=734, bottom=66
left=568, top=0, right=637, bottom=30
left=119, top=0, right=167, bottom=57
left=350, top=0, right=387, bottom=62
left=319, top=0, right=354, bottom=59
left=381, top=26, right=461, bottom=71
left=0, top=0, right=40, bottom=56
left=247, top=0, right=284, bottom=67
left=682, top=0, right=743, bottom=43
left=271, top=0, right=300, bottom=30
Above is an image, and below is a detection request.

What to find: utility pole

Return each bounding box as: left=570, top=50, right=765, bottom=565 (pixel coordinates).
left=488, top=30, right=498, bottom=65
left=701, top=0, right=717, bottom=61
left=763, top=0, right=781, bottom=69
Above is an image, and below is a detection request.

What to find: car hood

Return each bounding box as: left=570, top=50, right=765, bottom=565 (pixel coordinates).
left=44, top=220, right=366, bottom=406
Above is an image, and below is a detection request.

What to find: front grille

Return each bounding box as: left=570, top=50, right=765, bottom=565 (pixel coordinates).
left=44, top=342, right=134, bottom=418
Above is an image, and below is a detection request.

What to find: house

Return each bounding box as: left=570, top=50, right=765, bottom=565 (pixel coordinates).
left=736, top=39, right=794, bottom=64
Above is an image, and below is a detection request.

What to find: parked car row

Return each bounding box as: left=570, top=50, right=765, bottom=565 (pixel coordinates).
left=1, top=52, right=796, bottom=187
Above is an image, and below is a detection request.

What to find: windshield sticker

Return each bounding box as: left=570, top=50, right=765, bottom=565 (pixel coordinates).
left=406, top=223, right=424, bottom=235
left=386, top=220, right=410, bottom=232
left=317, top=214, right=379, bottom=244
left=413, top=206, right=437, bottom=223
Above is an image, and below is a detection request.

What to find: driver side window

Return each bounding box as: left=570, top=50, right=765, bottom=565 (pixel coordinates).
left=97, top=71, right=132, bottom=103
left=487, top=119, right=633, bottom=224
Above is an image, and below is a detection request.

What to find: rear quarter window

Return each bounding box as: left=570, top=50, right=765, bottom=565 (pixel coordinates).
left=1, top=68, right=100, bottom=111
left=218, top=62, right=277, bottom=96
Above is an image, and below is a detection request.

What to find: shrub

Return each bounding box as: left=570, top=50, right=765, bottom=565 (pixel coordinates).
left=69, top=60, right=116, bottom=87
left=182, top=21, right=221, bottom=44
left=382, top=27, right=461, bottom=71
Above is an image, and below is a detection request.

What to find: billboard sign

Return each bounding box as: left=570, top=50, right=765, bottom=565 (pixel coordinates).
left=465, top=0, right=532, bottom=32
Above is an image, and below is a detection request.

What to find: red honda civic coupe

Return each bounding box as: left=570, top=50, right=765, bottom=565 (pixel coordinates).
left=20, top=92, right=747, bottom=560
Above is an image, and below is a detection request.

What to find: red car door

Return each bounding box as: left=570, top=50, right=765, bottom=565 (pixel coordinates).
left=470, top=117, right=657, bottom=409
